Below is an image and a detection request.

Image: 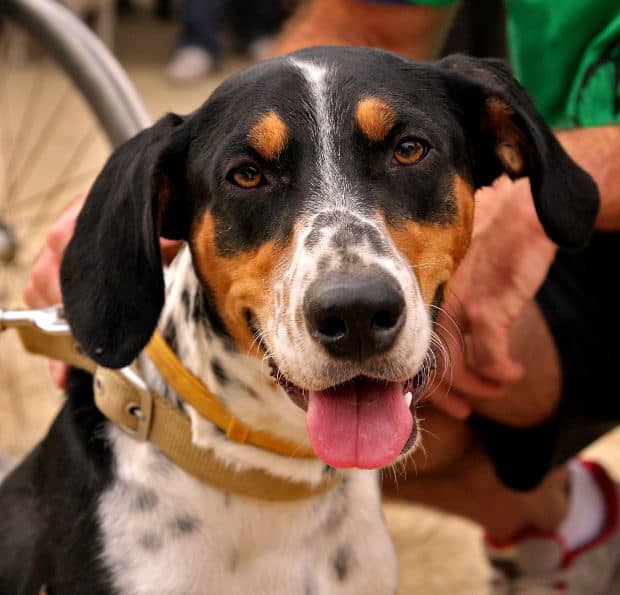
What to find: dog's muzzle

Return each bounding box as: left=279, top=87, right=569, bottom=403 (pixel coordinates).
left=270, top=269, right=424, bottom=470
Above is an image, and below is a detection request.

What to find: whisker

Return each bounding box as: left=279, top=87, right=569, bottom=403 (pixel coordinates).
left=428, top=304, right=464, bottom=351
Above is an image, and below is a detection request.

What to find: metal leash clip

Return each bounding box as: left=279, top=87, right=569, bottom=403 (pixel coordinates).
left=0, top=304, right=71, bottom=334
left=1, top=304, right=154, bottom=440
left=0, top=305, right=95, bottom=372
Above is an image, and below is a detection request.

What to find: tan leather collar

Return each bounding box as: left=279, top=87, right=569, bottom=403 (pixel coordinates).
left=93, top=366, right=340, bottom=501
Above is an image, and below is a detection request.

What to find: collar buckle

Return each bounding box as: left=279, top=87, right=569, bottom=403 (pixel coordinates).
left=117, top=367, right=153, bottom=441
left=94, top=366, right=153, bottom=441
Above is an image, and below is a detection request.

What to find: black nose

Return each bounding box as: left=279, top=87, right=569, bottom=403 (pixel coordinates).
left=303, top=272, right=406, bottom=360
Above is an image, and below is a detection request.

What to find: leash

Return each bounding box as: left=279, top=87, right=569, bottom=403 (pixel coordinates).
left=0, top=306, right=96, bottom=372
left=1, top=306, right=340, bottom=501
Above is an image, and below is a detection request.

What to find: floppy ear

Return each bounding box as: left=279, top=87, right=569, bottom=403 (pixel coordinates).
left=438, top=54, right=599, bottom=250
left=61, top=113, right=191, bottom=368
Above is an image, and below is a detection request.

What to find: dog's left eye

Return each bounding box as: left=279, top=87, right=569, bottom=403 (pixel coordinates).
left=229, top=164, right=263, bottom=189
left=394, top=139, right=428, bottom=165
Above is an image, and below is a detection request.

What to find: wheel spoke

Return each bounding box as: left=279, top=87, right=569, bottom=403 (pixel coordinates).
left=8, top=167, right=97, bottom=215
left=6, top=57, right=50, bottom=200
left=7, top=81, right=72, bottom=199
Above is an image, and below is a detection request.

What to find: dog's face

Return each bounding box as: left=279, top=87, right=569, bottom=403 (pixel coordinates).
left=61, top=48, right=598, bottom=469
left=186, top=50, right=479, bottom=467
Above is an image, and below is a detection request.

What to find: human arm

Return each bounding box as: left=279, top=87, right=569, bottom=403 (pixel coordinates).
left=560, top=125, right=620, bottom=230
left=274, top=0, right=457, bottom=61
left=433, top=125, right=620, bottom=419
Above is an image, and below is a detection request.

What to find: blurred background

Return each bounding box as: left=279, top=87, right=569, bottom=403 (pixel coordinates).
left=1, top=2, right=619, bottom=593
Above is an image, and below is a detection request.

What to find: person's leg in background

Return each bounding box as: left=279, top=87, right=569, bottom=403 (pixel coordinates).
left=166, top=0, right=224, bottom=82
left=229, top=0, right=294, bottom=61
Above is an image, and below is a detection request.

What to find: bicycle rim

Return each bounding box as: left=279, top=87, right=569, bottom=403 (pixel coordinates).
left=0, top=0, right=150, bottom=456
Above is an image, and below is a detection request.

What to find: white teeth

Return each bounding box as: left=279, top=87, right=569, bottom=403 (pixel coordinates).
left=404, top=391, right=413, bottom=408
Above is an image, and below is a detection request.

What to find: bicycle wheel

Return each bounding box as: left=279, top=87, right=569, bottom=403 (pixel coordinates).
left=0, top=0, right=151, bottom=457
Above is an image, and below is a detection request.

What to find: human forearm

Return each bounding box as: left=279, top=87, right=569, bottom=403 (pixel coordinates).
left=557, top=125, right=620, bottom=231
left=274, top=0, right=457, bottom=60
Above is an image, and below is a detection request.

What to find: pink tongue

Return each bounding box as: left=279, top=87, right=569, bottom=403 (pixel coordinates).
left=306, top=379, right=413, bottom=469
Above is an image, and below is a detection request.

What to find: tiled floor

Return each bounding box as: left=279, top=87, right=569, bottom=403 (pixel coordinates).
left=1, top=10, right=619, bottom=594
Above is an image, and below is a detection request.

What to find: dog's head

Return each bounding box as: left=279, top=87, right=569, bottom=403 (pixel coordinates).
left=61, top=48, right=598, bottom=469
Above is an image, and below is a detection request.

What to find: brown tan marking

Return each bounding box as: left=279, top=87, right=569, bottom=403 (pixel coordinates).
left=485, top=98, right=527, bottom=177
left=191, top=212, right=295, bottom=354
left=247, top=111, right=289, bottom=161
left=355, top=97, right=396, bottom=142
left=385, top=175, right=475, bottom=304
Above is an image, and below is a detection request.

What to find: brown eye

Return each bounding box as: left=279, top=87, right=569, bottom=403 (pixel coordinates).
left=394, top=139, right=427, bottom=165
left=231, top=164, right=263, bottom=188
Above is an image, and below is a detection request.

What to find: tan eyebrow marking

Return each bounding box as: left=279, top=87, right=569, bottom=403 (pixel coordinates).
left=355, top=97, right=396, bottom=142
left=247, top=111, right=289, bottom=160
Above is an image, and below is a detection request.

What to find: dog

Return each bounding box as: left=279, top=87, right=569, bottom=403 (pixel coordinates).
left=0, top=47, right=598, bottom=595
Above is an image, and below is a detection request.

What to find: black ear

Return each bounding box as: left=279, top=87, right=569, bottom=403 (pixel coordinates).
left=61, top=113, right=191, bottom=368
left=438, top=54, right=599, bottom=250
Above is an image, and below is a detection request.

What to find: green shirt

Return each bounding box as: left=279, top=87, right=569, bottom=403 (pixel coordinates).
left=405, top=0, right=620, bottom=127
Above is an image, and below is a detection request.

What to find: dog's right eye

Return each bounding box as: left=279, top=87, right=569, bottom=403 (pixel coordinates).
left=228, top=164, right=263, bottom=189
left=394, top=139, right=428, bottom=165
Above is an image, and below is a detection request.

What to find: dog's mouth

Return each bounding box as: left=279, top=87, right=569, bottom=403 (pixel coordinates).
left=269, top=362, right=428, bottom=470
left=247, top=311, right=427, bottom=469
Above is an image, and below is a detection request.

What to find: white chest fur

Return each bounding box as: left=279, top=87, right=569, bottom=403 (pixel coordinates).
left=98, top=428, right=397, bottom=595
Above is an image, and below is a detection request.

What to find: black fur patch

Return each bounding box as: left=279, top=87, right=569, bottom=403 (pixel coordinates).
left=181, top=288, right=192, bottom=321
left=320, top=477, right=349, bottom=536
left=323, top=465, right=337, bottom=477
left=192, top=288, right=204, bottom=322
left=169, top=514, right=201, bottom=536
left=198, top=287, right=236, bottom=348
left=305, top=211, right=344, bottom=249
left=211, top=359, right=229, bottom=385
left=330, top=220, right=388, bottom=256
left=245, top=387, right=260, bottom=400
left=332, top=545, right=353, bottom=581
left=139, top=532, right=163, bottom=551
left=163, top=318, right=178, bottom=353
left=130, top=486, right=159, bottom=512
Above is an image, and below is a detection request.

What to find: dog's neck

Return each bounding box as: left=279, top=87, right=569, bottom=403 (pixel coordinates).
left=136, top=245, right=328, bottom=485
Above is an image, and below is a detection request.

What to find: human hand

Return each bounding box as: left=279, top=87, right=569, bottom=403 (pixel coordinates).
left=430, top=177, right=558, bottom=419
left=22, top=196, right=85, bottom=388
left=23, top=196, right=85, bottom=309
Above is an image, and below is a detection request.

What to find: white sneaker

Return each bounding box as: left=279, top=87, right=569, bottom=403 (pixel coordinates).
left=487, top=460, right=620, bottom=594
left=166, top=46, right=214, bottom=83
